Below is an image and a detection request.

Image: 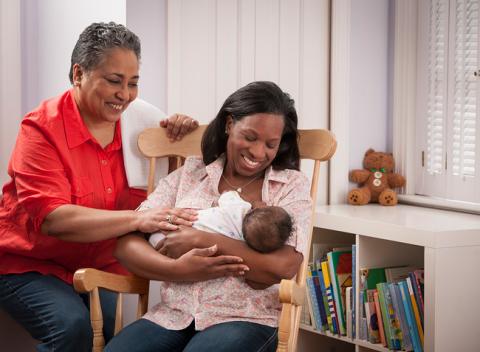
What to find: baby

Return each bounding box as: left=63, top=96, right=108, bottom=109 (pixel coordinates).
left=149, top=191, right=293, bottom=253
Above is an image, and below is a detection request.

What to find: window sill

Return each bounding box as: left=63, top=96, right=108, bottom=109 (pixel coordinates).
left=398, top=194, right=480, bottom=215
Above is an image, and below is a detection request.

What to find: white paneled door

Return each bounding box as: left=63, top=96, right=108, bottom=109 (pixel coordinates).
left=166, top=0, right=330, bottom=204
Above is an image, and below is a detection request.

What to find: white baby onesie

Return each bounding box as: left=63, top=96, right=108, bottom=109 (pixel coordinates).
left=149, top=191, right=251, bottom=248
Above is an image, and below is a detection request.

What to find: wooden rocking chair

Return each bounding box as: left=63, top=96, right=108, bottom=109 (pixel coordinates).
left=73, top=125, right=336, bottom=352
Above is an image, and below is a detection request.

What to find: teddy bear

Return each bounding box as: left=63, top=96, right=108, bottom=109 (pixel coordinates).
left=348, top=149, right=406, bottom=206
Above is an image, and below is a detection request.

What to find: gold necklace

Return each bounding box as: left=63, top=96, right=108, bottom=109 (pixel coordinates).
left=221, top=173, right=262, bottom=193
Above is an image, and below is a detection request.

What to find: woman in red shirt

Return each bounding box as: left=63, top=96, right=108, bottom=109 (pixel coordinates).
left=0, top=22, right=246, bottom=352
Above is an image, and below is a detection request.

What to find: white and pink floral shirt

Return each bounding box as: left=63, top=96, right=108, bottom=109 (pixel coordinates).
left=139, top=155, right=312, bottom=330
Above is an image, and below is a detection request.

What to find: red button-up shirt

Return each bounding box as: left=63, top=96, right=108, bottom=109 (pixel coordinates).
left=0, top=90, right=145, bottom=283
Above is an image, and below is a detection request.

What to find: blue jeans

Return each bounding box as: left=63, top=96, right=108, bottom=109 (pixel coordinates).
left=105, top=318, right=278, bottom=352
left=0, top=272, right=116, bottom=352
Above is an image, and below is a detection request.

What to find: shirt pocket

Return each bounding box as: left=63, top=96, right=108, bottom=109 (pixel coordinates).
left=71, top=177, right=94, bottom=206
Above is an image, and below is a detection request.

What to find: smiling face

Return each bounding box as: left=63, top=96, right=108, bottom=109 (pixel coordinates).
left=72, top=47, right=139, bottom=126
left=225, top=113, right=285, bottom=177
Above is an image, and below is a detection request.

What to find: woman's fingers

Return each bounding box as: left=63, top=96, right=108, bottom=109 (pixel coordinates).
left=161, top=114, right=199, bottom=141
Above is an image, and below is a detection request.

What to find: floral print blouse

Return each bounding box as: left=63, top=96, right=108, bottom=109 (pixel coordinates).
left=139, top=155, right=312, bottom=330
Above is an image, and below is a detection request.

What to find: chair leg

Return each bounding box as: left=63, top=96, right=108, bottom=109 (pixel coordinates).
left=90, top=287, right=105, bottom=352
left=277, top=303, right=292, bottom=352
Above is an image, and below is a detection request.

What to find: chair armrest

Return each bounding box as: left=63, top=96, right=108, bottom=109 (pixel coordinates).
left=73, top=268, right=149, bottom=295
left=278, top=279, right=305, bottom=306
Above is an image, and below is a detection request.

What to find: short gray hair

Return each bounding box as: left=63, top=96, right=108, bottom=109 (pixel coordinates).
left=68, top=22, right=141, bottom=84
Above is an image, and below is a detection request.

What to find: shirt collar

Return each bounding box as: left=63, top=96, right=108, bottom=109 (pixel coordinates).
left=63, top=89, right=122, bottom=151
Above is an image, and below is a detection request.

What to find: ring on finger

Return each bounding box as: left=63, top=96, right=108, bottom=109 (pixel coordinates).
left=165, top=214, right=173, bottom=224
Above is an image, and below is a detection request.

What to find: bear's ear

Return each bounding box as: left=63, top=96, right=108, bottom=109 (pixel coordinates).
left=365, top=148, right=375, bottom=156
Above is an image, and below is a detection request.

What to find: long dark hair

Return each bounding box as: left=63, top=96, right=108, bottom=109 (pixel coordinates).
left=68, top=22, right=141, bottom=84
left=201, top=81, right=300, bottom=170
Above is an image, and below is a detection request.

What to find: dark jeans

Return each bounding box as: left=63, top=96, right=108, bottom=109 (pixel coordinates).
left=105, top=318, right=278, bottom=352
left=0, top=272, right=116, bottom=352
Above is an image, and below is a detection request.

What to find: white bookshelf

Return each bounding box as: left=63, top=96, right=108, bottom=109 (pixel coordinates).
left=298, top=204, right=480, bottom=352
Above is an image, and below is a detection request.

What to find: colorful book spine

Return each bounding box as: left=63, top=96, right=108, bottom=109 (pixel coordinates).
left=312, top=270, right=328, bottom=331
left=358, top=290, right=368, bottom=341
left=346, top=286, right=353, bottom=338
left=376, top=283, right=394, bottom=349
left=373, top=290, right=387, bottom=347
left=410, top=271, right=424, bottom=327
left=365, top=289, right=380, bottom=344
left=317, top=266, right=334, bottom=333
left=327, top=250, right=352, bottom=335
left=352, top=244, right=356, bottom=339
left=321, top=260, right=339, bottom=334
left=306, top=269, right=322, bottom=330
left=398, top=281, right=423, bottom=352
left=406, top=277, right=424, bottom=346
left=382, top=282, right=402, bottom=350
left=389, top=282, right=413, bottom=351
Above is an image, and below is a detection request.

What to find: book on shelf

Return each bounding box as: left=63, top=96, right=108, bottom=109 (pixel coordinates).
left=346, top=286, right=353, bottom=338
left=316, top=262, right=334, bottom=333
left=360, top=267, right=387, bottom=290
left=398, top=281, right=423, bottom=352
left=364, top=289, right=380, bottom=344
left=410, top=270, right=424, bottom=326
left=358, top=289, right=368, bottom=341
left=327, top=249, right=352, bottom=336
left=306, top=267, right=321, bottom=330
left=406, top=277, right=424, bottom=346
left=376, top=282, right=401, bottom=350
left=385, top=266, right=417, bottom=283
left=311, top=266, right=329, bottom=331
left=373, top=290, right=387, bottom=347
left=320, top=260, right=339, bottom=334
left=351, top=244, right=356, bottom=339
left=302, top=281, right=314, bottom=327
left=388, top=283, right=413, bottom=351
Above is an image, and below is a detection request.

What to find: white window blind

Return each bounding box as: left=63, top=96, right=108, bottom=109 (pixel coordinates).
left=417, top=0, right=480, bottom=203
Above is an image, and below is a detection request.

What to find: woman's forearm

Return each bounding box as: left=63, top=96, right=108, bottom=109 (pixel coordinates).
left=194, top=232, right=302, bottom=285
left=114, top=234, right=178, bottom=281
left=115, top=233, right=250, bottom=282
left=41, top=205, right=140, bottom=242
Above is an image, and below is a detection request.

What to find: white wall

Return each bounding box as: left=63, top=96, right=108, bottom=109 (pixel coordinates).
left=126, top=0, right=167, bottom=110
left=349, top=0, right=391, bottom=169
left=21, top=0, right=126, bottom=113
left=0, top=0, right=22, bottom=189
left=0, top=1, right=128, bottom=348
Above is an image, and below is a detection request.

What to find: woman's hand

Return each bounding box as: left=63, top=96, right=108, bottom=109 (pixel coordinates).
left=155, top=225, right=200, bottom=258
left=174, top=245, right=249, bottom=281
left=136, top=208, right=198, bottom=233
left=160, top=113, right=199, bottom=141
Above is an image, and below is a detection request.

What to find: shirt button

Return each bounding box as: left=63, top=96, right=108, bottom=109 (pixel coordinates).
left=101, top=159, right=108, bottom=165
left=106, top=187, right=113, bottom=194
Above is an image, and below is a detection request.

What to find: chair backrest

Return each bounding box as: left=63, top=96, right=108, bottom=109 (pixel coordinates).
left=138, top=125, right=207, bottom=194
left=276, top=129, right=337, bottom=351
left=140, top=126, right=337, bottom=352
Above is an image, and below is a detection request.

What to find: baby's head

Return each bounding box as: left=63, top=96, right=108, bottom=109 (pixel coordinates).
left=242, top=206, right=293, bottom=253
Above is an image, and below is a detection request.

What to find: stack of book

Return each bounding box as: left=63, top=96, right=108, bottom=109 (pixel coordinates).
left=301, top=243, right=424, bottom=352
left=358, top=266, right=424, bottom=351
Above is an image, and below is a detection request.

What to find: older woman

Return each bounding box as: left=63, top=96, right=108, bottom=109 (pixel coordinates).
left=0, top=22, right=246, bottom=352
left=106, top=81, right=312, bottom=352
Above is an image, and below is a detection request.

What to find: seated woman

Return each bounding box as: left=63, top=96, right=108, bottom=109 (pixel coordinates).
left=0, top=21, right=242, bottom=352
left=106, top=81, right=312, bottom=352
